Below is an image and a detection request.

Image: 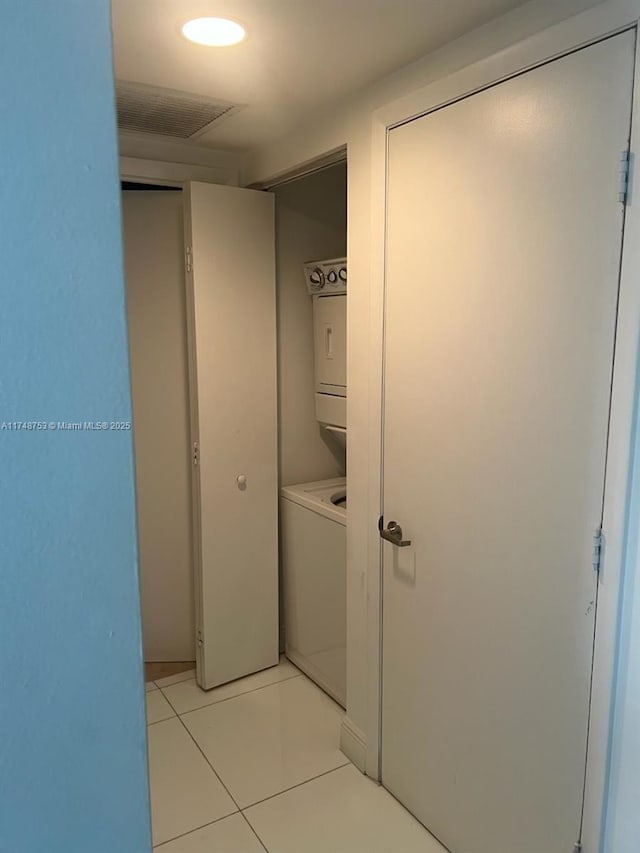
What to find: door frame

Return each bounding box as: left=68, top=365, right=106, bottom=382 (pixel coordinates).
left=120, top=156, right=240, bottom=187
left=120, top=170, right=274, bottom=689
left=366, top=2, right=640, bottom=850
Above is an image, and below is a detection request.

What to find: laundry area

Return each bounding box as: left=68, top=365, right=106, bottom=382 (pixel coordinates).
left=8, top=0, right=640, bottom=851
left=121, top=159, right=361, bottom=847
left=44, top=1, right=640, bottom=851
left=122, top=157, right=348, bottom=688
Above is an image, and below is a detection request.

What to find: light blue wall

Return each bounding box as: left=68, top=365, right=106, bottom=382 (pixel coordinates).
left=0, top=2, right=151, bottom=851
left=604, top=400, right=640, bottom=853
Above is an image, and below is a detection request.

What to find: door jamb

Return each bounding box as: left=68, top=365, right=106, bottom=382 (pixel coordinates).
left=367, top=3, right=640, bottom=850
left=120, top=156, right=239, bottom=187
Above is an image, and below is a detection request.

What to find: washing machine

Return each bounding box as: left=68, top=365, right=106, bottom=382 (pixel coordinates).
left=280, top=477, right=346, bottom=707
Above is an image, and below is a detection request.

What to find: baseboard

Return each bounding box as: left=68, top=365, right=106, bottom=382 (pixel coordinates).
left=340, top=716, right=367, bottom=772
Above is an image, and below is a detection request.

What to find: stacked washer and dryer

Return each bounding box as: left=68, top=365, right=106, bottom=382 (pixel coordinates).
left=280, top=258, right=347, bottom=707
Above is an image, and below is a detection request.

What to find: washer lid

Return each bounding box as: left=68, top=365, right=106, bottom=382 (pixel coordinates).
left=280, top=477, right=347, bottom=524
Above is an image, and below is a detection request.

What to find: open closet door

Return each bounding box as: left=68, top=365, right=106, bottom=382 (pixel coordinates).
left=185, top=181, right=278, bottom=690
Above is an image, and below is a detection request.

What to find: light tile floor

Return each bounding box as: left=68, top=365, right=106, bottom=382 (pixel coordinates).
left=146, top=658, right=447, bottom=852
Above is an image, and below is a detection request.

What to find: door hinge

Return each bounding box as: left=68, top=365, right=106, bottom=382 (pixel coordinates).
left=573, top=842, right=583, bottom=853
left=185, top=246, right=193, bottom=273
left=619, top=150, right=631, bottom=204
left=196, top=628, right=204, bottom=648
left=193, top=441, right=200, bottom=466
left=593, top=526, right=603, bottom=574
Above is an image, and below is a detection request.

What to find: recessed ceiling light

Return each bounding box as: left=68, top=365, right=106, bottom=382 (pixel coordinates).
left=182, top=17, right=246, bottom=47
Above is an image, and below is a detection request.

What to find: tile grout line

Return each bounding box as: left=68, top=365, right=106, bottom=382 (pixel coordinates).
left=238, top=811, right=269, bottom=852
left=158, top=672, right=344, bottom=850
left=146, top=664, right=196, bottom=691
left=147, top=714, right=177, bottom=728
left=148, top=668, right=303, bottom=725
left=152, top=672, right=195, bottom=690
left=241, top=762, right=352, bottom=812
left=158, top=672, right=303, bottom=717
left=380, top=786, right=454, bottom=853
left=163, top=695, right=270, bottom=850
left=161, top=688, right=244, bottom=810
left=148, top=690, right=242, bottom=848
left=152, top=813, right=244, bottom=849
left=150, top=665, right=346, bottom=851
left=145, top=689, right=179, bottom=727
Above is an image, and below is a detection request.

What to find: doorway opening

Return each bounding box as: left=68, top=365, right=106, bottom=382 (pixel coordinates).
left=120, top=156, right=353, bottom=846
left=121, top=181, right=194, bottom=683
left=121, top=159, right=348, bottom=686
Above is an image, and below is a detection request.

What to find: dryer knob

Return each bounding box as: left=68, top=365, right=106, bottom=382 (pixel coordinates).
left=327, top=270, right=338, bottom=284
left=309, top=268, right=325, bottom=290
left=339, top=267, right=347, bottom=282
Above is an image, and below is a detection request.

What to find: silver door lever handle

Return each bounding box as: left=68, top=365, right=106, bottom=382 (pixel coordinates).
left=380, top=520, right=412, bottom=548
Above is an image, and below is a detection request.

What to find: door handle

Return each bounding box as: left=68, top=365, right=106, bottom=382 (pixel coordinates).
left=379, top=518, right=412, bottom=548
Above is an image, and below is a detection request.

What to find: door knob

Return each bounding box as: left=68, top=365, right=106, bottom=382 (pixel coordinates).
left=379, top=519, right=412, bottom=548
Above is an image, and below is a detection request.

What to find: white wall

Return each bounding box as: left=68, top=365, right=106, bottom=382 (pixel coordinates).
left=245, top=0, right=605, bottom=761
left=122, top=190, right=195, bottom=662
left=274, top=163, right=347, bottom=486
left=245, top=0, right=601, bottom=187
left=119, top=133, right=247, bottom=186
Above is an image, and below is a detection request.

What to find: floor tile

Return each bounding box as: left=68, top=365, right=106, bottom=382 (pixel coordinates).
left=153, top=813, right=265, bottom=852
left=148, top=718, right=237, bottom=846
left=182, top=675, right=348, bottom=808
left=161, top=657, right=300, bottom=715
left=155, top=667, right=196, bottom=688
left=146, top=689, right=176, bottom=725
left=146, top=681, right=159, bottom=693
left=245, top=764, right=447, bottom=853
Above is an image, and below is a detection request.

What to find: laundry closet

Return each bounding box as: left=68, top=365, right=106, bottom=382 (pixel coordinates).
left=121, top=160, right=347, bottom=704
left=273, top=163, right=348, bottom=706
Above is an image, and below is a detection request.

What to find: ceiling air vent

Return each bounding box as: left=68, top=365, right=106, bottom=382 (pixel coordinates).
left=116, top=80, right=241, bottom=140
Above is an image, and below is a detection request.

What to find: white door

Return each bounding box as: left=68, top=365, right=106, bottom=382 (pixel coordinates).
left=185, top=182, right=279, bottom=690
left=381, top=33, right=634, bottom=853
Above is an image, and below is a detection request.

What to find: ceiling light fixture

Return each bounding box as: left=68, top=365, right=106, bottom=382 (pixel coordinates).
left=182, top=17, right=246, bottom=47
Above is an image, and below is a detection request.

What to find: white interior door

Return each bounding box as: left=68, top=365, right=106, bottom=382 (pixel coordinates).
left=381, top=32, right=634, bottom=853
left=186, top=181, right=279, bottom=690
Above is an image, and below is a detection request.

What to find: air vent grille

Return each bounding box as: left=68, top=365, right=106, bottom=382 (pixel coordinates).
left=116, top=81, right=239, bottom=140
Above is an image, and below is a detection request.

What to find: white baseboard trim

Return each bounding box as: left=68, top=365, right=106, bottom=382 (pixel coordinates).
left=340, top=716, right=367, bottom=772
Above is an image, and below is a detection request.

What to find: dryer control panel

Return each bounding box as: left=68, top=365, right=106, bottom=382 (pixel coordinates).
left=304, top=257, right=347, bottom=296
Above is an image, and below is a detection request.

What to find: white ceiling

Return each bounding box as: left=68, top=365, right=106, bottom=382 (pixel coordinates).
left=111, top=0, right=533, bottom=152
